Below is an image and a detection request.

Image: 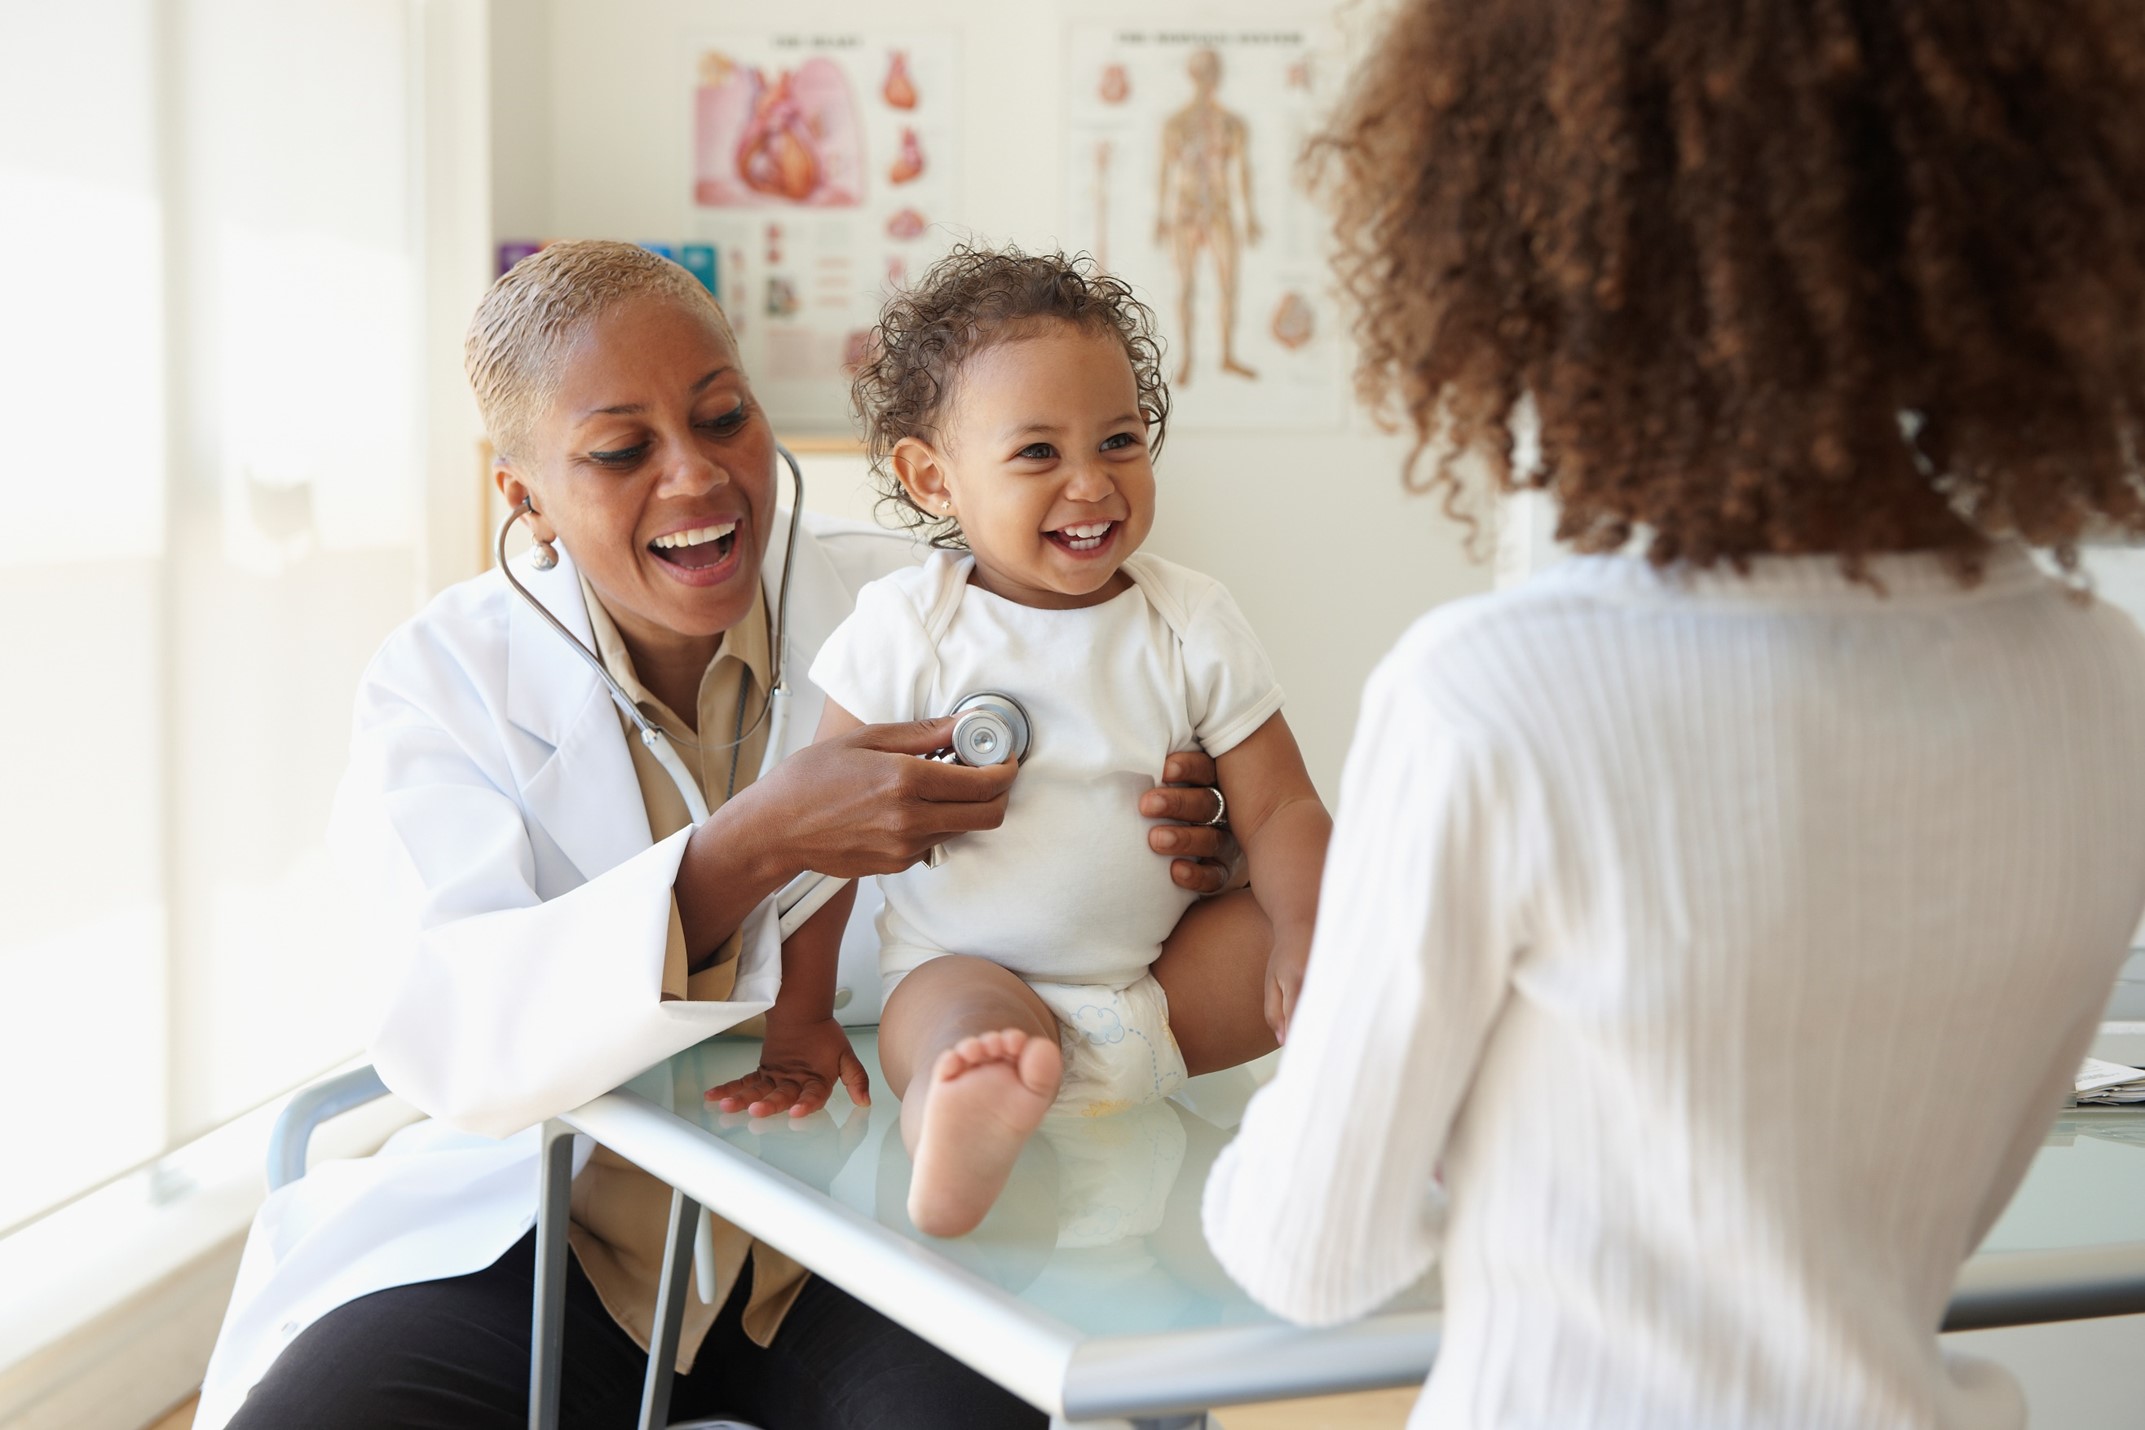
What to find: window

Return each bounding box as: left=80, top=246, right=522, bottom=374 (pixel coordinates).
left=0, top=0, right=427, bottom=1244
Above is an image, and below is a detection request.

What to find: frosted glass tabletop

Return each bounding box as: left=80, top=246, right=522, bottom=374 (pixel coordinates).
left=614, top=1031, right=2145, bottom=1338
left=576, top=1031, right=2145, bottom=1416
left=1981, top=1110, right=2145, bottom=1252
left=620, top=1029, right=1441, bottom=1341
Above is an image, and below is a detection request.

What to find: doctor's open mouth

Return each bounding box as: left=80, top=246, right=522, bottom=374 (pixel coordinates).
left=649, top=519, right=743, bottom=583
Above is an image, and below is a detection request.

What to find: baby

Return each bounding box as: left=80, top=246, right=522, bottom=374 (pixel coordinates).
left=712, top=247, right=1332, bottom=1236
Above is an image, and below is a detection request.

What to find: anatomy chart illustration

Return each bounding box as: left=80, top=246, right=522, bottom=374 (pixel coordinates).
left=695, top=54, right=867, bottom=207
left=1155, top=49, right=1259, bottom=384
left=1066, top=26, right=1342, bottom=430
left=692, top=33, right=957, bottom=431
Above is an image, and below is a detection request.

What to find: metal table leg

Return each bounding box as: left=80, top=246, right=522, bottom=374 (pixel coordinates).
left=530, top=1120, right=576, bottom=1430
left=639, top=1186, right=700, bottom=1430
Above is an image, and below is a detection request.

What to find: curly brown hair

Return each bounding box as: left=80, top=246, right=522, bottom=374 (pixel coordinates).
left=1314, top=0, right=2145, bottom=577
left=851, top=245, right=1171, bottom=548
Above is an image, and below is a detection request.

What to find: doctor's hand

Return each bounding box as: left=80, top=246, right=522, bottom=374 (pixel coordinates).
left=707, top=1013, right=871, bottom=1119
left=748, top=716, right=1018, bottom=879
left=1141, top=752, right=1246, bottom=895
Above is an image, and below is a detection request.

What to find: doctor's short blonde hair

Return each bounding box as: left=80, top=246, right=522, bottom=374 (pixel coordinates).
left=465, top=240, right=736, bottom=461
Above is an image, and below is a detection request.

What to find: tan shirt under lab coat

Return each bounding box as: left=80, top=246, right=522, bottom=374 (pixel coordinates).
left=566, top=577, right=809, bottom=1370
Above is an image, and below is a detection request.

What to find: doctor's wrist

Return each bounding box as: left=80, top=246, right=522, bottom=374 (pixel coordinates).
left=692, top=785, right=801, bottom=893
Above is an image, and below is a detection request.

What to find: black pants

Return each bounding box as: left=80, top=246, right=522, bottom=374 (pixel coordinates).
left=226, top=1231, right=1044, bottom=1429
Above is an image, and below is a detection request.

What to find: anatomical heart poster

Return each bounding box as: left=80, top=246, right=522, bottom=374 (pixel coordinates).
left=1064, top=26, right=1344, bottom=430
left=692, top=33, right=958, bottom=433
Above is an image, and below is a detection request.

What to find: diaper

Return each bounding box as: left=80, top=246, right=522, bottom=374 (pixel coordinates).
left=879, top=956, right=1189, bottom=1118
left=1028, top=975, right=1189, bottom=1117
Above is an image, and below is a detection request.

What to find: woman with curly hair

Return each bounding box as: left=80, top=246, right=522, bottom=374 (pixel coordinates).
left=1204, top=2, right=2145, bottom=1425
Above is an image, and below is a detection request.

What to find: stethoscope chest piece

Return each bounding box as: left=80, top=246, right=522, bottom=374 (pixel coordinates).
left=947, top=690, right=1031, bottom=767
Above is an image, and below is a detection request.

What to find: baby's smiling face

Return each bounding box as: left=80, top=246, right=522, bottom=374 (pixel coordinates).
left=893, top=319, right=1157, bottom=610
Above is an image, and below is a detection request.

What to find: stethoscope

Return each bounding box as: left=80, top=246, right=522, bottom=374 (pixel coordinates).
left=498, top=444, right=1031, bottom=1299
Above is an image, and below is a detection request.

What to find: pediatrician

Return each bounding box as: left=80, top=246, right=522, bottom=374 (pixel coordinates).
left=197, top=241, right=1241, bottom=1430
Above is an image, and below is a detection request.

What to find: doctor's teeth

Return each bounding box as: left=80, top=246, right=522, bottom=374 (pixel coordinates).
left=651, top=522, right=737, bottom=550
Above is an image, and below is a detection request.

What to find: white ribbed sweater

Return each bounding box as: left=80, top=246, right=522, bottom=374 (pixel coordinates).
left=1204, top=546, right=2145, bottom=1429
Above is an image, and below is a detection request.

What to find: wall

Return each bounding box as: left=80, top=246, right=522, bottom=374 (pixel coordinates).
left=484, top=0, right=1493, bottom=799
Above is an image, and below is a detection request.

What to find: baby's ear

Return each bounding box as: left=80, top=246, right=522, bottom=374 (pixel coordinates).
left=890, top=436, right=950, bottom=514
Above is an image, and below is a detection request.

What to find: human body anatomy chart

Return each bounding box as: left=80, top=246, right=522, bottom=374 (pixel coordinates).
left=692, top=33, right=958, bottom=431
left=1065, top=27, right=1343, bottom=430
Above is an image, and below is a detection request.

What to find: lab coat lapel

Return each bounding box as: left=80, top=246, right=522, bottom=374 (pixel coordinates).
left=503, top=548, right=654, bottom=885
left=501, top=515, right=843, bottom=881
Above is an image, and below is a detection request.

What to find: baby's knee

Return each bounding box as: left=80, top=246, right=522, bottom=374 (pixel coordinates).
left=881, top=955, right=1057, bottom=1053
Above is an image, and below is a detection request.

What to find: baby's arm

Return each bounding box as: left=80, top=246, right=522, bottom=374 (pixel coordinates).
left=1213, top=713, right=1332, bottom=1041
left=707, top=702, right=872, bottom=1118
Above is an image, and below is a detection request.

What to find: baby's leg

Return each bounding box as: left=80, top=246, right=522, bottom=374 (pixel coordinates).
left=880, top=956, right=1064, bottom=1237
left=1151, top=888, right=1276, bottom=1076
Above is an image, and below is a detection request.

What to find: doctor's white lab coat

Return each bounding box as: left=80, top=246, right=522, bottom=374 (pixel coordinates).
left=196, top=512, right=917, bottom=1429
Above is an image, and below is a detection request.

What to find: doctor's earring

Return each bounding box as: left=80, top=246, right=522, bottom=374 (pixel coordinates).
left=518, top=498, right=559, bottom=571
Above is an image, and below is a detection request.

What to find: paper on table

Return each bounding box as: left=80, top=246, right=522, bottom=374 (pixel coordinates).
left=2075, top=1056, right=2145, bottom=1104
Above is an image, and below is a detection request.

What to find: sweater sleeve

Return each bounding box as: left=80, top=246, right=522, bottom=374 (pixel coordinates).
left=1202, top=649, right=1524, bottom=1325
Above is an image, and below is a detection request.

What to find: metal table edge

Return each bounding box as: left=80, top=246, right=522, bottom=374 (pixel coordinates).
left=1058, top=1310, right=1445, bottom=1422
left=1943, top=1240, right=2145, bottom=1331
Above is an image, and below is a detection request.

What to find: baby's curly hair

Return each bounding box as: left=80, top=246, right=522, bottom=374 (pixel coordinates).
left=1314, top=0, right=2145, bottom=579
left=852, top=246, right=1170, bottom=549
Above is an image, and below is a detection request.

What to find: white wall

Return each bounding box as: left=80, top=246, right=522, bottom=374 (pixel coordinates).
left=484, top=0, right=1493, bottom=798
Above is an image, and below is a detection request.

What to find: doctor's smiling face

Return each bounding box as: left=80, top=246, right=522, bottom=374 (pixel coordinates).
left=498, top=291, right=776, bottom=665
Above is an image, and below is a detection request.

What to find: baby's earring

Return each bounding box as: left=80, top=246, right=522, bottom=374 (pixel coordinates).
left=519, top=498, right=559, bottom=570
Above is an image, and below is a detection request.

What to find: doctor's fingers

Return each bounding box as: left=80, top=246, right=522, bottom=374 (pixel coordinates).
left=899, top=751, right=1019, bottom=803
left=1140, top=782, right=1228, bottom=827
left=845, top=715, right=962, bottom=757
left=1161, top=750, right=1219, bottom=787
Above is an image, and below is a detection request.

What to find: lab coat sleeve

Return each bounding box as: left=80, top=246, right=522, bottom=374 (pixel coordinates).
left=1201, top=649, right=1526, bottom=1325
left=332, top=667, right=772, bottom=1140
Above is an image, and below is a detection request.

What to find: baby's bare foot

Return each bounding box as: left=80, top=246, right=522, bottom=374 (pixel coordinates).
left=906, top=1029, right=1061, bottom=1237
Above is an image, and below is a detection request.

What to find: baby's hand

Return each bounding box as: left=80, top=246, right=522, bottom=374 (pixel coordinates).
left=707, top=1016, right=870, bottom=1118
left=1264, top=935, right=1310, bottom=1044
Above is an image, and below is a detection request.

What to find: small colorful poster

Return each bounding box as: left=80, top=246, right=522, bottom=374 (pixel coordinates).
left=1064, top=25, right=1346, bottom=431
left=692, top=33, right=959, bottom=434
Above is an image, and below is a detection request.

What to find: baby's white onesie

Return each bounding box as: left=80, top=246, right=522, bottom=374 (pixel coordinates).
left=808, top=549, right=1284, bottom=1113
